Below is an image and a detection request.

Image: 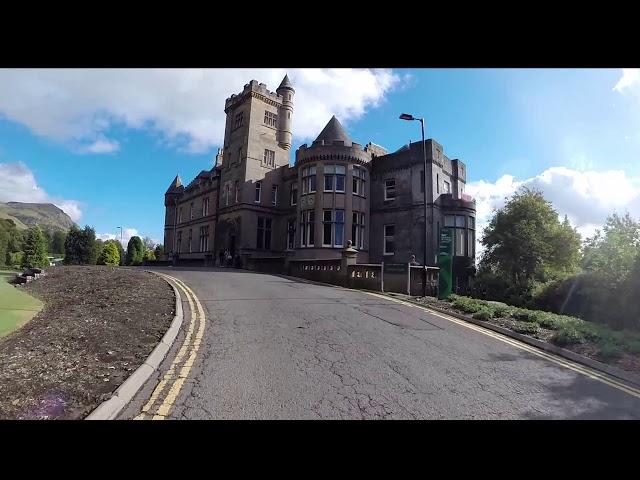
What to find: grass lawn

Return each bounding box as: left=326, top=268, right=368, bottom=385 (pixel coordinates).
left=0, top=270, right=43, bottom=338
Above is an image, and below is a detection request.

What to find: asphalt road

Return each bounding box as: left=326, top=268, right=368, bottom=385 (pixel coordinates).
left=127, top=267, right=640, bottom=419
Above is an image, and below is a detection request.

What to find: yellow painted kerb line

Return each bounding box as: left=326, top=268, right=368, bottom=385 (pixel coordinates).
left=134, top=273, right=207, bottom=420
left=362, top=291, right=640, bottom=399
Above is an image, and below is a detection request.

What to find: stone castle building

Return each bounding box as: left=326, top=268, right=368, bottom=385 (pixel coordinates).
left=164, top=75, right=477, bottom=289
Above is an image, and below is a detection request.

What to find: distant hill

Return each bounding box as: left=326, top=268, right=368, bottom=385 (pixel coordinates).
left=0, top=202, right=76, bottom=233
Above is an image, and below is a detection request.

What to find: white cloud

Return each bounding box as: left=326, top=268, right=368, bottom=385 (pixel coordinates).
left=78, top=137, right=120, bottom=154
left=613, top=68, right=640, bottom=93
left=0, top=161, right=83, bottom=221
left=466, top=166, right=640, bottom=259
left=0, top=69, right=402, bottom=154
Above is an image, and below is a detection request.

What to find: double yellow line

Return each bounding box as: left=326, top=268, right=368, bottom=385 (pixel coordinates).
left=134, top=273, right=206, bottom=420
left=363, top=291, right=640, bottom=399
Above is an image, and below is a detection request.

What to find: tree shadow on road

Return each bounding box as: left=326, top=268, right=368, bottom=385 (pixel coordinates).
left=522, top=373, right=640, bottom=420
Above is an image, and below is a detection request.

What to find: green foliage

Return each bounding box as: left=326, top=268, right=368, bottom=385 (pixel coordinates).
left=154, top=244, right=164, bottom=260
left=582, top=212, right=640, bottom=284
left=51, top=230, right=67, bottom=255
left=103, top=240, right=125, bottom=266
left=598, top=341, right=624, bottom=359
left=0, top=218, right=23, bottom=266
left=64, top=226, right=97, bottom=265
left=93, top=239, right=104, bottom=265
left=472, top=308, right=494, bottom=320
left=126, top=236, right=145, bottom=266
left=626, top=340, right=640, bottom=354
left=475, top=187, right=581, bottom=305
left=511, top=309, right=538, bottom=322
left=491, top=303, right=513, bottom=318
left=550, top=326, right=586, bottom=346
left=0, top=226, right=8, bottom=267
left=512, top=321, right=540, bottom=335
left=22, top=226, right=49, bottom=269
left=143, top=249, right=156, bottom=261
left=451, top=295, right=485, bottom=314
left=7, top=251, right=24, bottom=267
left=447, top=292, right=640, bottom=355
left=97, top=241, right=121, bottom=266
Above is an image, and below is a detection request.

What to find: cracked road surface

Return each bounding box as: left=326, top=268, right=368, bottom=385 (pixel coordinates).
left=122, top=267, right=640, bottom=420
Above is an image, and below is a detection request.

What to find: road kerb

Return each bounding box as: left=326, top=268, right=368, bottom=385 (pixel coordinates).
left=380, top=293, right=640, bottom=390
left=270, top=272, right=640, bottom=391
left=85, top=272, right=184, bottom=420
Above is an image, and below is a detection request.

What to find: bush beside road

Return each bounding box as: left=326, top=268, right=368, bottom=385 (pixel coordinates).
left=411, top=294, right=640, bottom=373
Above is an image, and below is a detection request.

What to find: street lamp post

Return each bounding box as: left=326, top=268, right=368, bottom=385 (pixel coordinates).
left=399, top=113, right=429, bottom=297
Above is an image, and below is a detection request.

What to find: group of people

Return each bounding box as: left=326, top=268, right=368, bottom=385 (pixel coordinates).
left=218, top=249, right=240, bottom=268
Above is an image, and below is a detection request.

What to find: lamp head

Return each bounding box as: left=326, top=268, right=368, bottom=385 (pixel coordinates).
left=399, top=113, right=415, bottom=121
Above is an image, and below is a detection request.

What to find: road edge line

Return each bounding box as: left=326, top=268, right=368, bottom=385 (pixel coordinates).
left=376, top=292, right=640, bottom=390
left=85, top=271, right=184, bottom=420
left=267, top=272, right=640, bottom=390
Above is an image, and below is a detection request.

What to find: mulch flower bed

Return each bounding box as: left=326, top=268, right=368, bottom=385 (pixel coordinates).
left=409, top=296, right=640, bottom=375
left=0, top=266, right=174, bottom=419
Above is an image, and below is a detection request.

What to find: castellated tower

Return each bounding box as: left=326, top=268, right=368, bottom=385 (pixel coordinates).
left=276, top=74, right=295, bottom=150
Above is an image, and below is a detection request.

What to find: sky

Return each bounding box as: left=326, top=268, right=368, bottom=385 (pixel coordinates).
left=1, top=68, right=639, bottom=254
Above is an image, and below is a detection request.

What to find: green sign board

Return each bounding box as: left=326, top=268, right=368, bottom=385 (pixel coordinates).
left=437, top=228, right=453, bottom=299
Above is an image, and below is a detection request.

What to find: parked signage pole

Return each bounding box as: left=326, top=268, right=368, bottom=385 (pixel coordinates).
left=437, top=228, right=453, bottom=299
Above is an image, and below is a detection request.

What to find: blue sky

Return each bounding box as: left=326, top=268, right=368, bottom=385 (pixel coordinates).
left=1, top=68, right=639, bottom=249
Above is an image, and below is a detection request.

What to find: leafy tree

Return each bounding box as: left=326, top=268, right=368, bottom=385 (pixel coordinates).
left=93, top=238, right=104, bottom=265
left=143, top=249, right=156, bottom=261
left=8, top=251, right=24, bottom=267
left=154, top=244, right=164, bottom=260
left=126, top=236, right=145, bottom=265
left=51, top=230, right=67, bottom=255
left=0, top=219, right=24, bottom=266
left=97, top=241, right=121, bottom=266
left=42, top=229, right=53, bottom=255
left=104, top=239, right=125, bottom=266
left=7, top=226, right=24, bottom=254
left=22, top=226, right=49, bottom=269
left=582, top=212, right=640, bottom=285
left=620, top=254, right=640, bottom=329
left=64, top=225, right=98, bottom=265
left=477, top=187, right=581, bottom=303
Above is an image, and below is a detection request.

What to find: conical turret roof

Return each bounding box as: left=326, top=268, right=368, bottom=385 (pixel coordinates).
left=277, top=74, right=294, bottom=90
left=314, top=116, right=351, bottom=144
left=166, top=174, right=183, bottom=194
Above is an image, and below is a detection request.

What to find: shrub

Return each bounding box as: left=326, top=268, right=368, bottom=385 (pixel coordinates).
left=472, top=308, right=494, bottom=321
left=97, top=241, right=121, bottom=266
left=550, top=326, right=586, bottom=346
left=8, top=251, right=24, bottom=267
left=575, top=322, right=604, bottom=342
left=598, top=341, right=624, bottom=359
left=492, top=304, right=512, bottom=318
left=126, top=236, right=145, bottom=266
left=511, top=309, right=537, bottom=323
left=452, top=296, right=485, bottom=314
left=626, top=340, right=640, bottom=354
left=512, top=321, right=540, bottom=335
left=22, top=226, right=49, bottom=269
